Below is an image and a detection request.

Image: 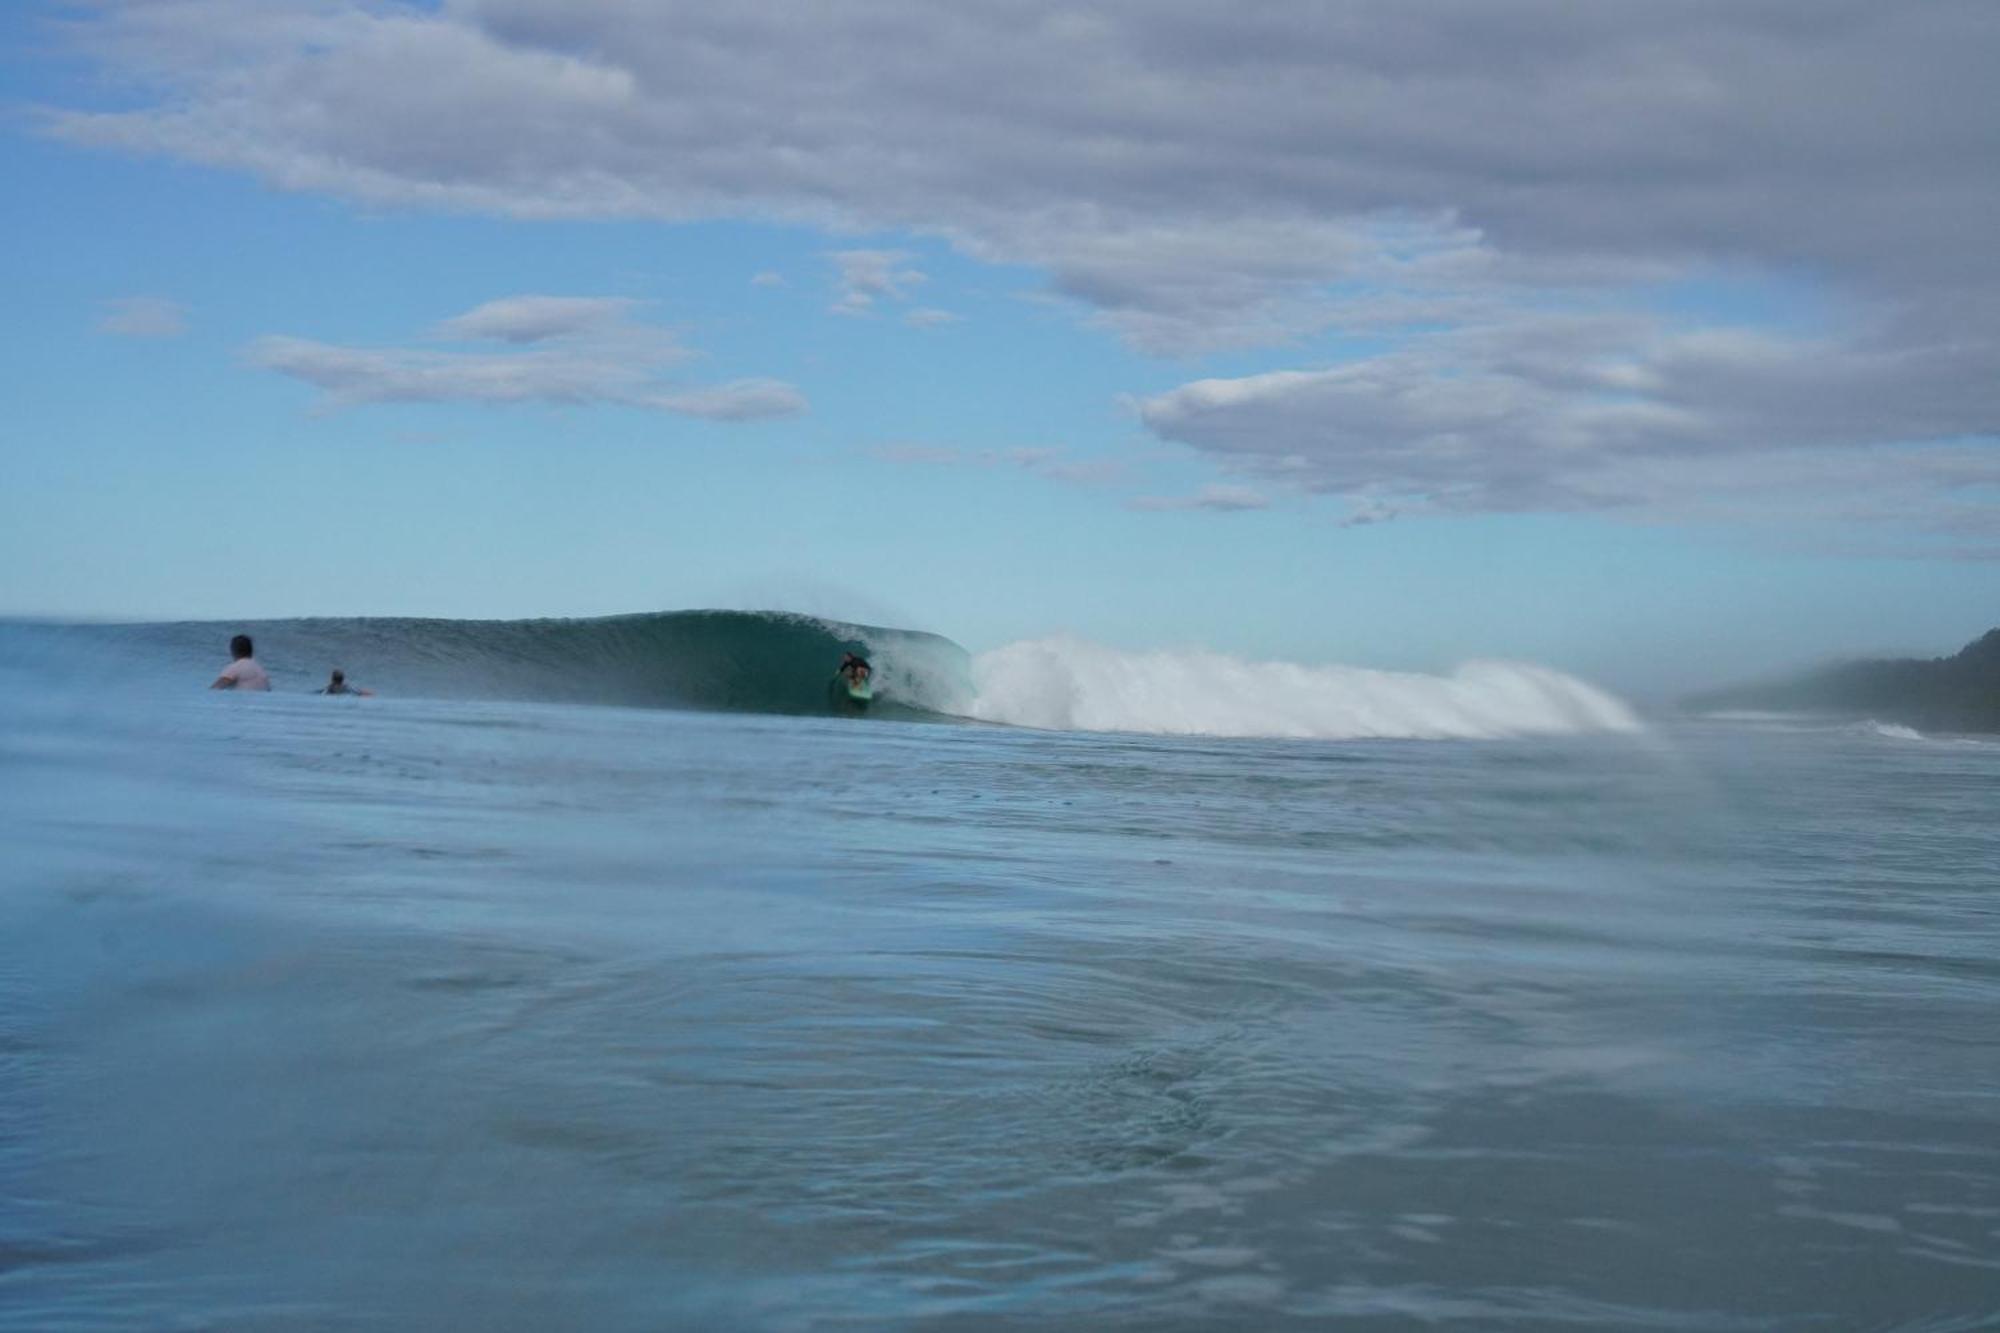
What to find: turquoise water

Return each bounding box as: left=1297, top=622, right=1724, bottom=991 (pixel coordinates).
left=4, top=628, right=1999, bottom=1330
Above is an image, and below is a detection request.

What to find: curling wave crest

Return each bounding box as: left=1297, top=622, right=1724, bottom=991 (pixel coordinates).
left=968, top=636, right=1643, bottom=740
left=8, top=612, right=1641, bottom=740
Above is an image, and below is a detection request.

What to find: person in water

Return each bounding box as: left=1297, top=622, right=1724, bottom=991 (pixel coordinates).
left=839, top=652, right=871, bottom=687
left=210, top=634, right=271, bottom=691
left=317, top=668, right=374, bottom=697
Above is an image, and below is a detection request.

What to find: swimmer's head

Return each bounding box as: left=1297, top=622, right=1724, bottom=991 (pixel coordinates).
left=230, top=634, right=253, bottom=659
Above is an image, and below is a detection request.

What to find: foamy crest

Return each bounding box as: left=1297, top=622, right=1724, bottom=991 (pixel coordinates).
left=968, top=636, right=1643, bottom=740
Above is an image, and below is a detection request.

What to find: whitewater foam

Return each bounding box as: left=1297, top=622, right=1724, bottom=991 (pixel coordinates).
left=966, top=637, right=1643, bottom=741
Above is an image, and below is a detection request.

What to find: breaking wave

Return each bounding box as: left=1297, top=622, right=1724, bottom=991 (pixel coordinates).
left=21, top=611, right=975, bottom=719
left=10, top=612, right=1643, bottom=740
left=967, top=636, right=1643, bottom=740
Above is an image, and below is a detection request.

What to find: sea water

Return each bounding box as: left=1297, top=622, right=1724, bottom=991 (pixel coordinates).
left=4, top=645, right=1999, bottom=1329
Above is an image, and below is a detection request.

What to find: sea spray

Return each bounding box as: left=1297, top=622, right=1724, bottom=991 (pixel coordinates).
left=967, top=635, right=1643, bottom=740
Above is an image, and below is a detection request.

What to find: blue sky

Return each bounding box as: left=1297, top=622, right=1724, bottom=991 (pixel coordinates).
left=3, top=1, right=1996, bottom=697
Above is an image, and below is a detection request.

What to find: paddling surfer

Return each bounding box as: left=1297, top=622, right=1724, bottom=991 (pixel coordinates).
left=317, top=668, right=373, bottom=697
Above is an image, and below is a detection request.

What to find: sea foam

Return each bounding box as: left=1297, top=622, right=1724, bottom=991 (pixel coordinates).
left=966, top=636, right=1643, bottom=740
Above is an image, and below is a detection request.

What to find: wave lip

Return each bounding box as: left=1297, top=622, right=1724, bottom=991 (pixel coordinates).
left=967, top=636, right=1643, bottom=741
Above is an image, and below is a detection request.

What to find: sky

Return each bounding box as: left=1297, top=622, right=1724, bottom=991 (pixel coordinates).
left=2, top=0, right=1996, bottom=697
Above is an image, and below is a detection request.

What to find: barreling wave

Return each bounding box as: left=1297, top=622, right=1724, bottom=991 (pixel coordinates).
left=36, top=611, right=976, bottom=719
left=967, top=636, right=1643, bottom=740
left=15, top=611, right=1643, bottom=739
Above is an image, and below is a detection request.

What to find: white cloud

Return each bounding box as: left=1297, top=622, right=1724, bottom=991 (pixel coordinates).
left=642, top=379, right=807, bottom=421
left=750, top=270, right=785, bottom=288
left=39, top=1, right=2000, bottom=534
left=966, top=215, right=1448, bottom=356
left=249, top=334, right=651, bottom=409
left=1138, top=309, right=2000, bottom=528
left=904, top=307, right=961, bottom=329
left=436, top=295, right=635, bottom=342
left=250, top=296, right=804, bottom=420
left=1129, top=484, right=1271, bottom=513
left=1339, top=500, right=1401, bottom=528
left=830, top=249, right=926, bottom=316
left=51, top=3, right=1995, bottom=335
left=98, top=296, right=187, bottom=338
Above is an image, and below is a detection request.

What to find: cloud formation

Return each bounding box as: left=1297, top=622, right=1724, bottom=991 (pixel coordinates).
left=829, top=250, right=926, bottom=316
left=49, top=3, right=1995, bottom=320
left=251, top=297, right=805, bottom=420
left=1138, top=309, right=2000, bottom=527
left=98, top=296, right=187, bottom=338
left=1129, top=485, right=1272, bottom=514
left=435, top=295, right=635, bottom=343
left=645, top=379, right=808, bottom=421
left=41, top=0, right=2000, bottom=532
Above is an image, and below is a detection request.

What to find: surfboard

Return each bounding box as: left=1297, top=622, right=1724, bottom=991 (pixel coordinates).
left=831, top=674, right=873, bottom=709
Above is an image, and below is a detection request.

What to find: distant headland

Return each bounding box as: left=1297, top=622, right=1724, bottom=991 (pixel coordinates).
left=1687, top=629, right=2000, bottom=732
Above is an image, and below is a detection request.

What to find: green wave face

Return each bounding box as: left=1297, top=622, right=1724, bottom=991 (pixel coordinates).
left=83, top=610, right=976, bottom=718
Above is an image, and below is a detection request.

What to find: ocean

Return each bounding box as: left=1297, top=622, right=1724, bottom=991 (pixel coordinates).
left=3, top=614, right=1997, bottom=1330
